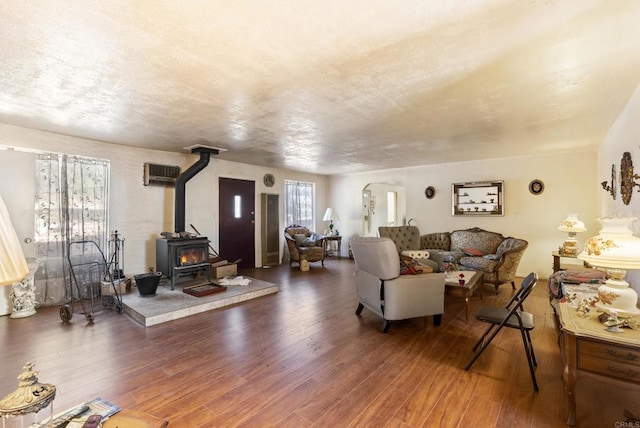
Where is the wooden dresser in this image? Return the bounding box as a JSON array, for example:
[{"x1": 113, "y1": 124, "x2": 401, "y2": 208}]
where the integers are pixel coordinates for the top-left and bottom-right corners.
[{"x1": 557, "y1": 302, "x2": 640, "y2": 426}]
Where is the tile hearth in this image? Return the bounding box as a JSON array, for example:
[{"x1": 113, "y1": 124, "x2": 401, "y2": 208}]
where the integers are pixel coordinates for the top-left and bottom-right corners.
[{"x1": 121, "y1": 277, "x2": 279, "y2": 327}]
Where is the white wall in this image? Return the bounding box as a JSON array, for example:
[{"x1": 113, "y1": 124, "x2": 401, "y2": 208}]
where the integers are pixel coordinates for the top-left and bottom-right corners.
[
  {"x1": 598, "y1": 83, "x2": 640, "y2": 295},
  {"x1": 0, "y1": 123, "x2": 329, "y2": 276},
  {"x1": 329, "y1": 150, "x2": 599, "y2": 279}
]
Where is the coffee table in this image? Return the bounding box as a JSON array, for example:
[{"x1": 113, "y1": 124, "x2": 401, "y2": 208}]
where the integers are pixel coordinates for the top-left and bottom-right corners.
[{"x1": 445, "y1": 270, "x2": 484, "y2": 322}]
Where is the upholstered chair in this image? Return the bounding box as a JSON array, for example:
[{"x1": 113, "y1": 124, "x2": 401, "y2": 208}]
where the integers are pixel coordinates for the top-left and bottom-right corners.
[
  {"x1": 378, "y1": 225, "x2": 421, "y2": 252},
  {"x1": 457, "y1": 237, "x2": 529, "y2": 293},
  {"x1": 284, "y1": 225, "x2": 325, "y2": 267},
  {"x1": 350, "y1": 236, "x2": 445, "y2": 333},
  {"x1": 378, "y1": 226, "x2": 438, "y2": 271}
]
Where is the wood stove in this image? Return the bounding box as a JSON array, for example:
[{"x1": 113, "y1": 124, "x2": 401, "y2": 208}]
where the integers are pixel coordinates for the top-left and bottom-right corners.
[
  {"x1": 156, "y1": 237, "x2": 211, "y2": 290},
  {"x1": 154, "y1": 145, "x2": 225, "y2": 291}
]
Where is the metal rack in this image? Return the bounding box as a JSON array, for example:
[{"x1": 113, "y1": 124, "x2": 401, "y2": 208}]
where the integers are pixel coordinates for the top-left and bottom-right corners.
[{"x1": 60, "y1": 240, "x2": 124, "y2": 323}]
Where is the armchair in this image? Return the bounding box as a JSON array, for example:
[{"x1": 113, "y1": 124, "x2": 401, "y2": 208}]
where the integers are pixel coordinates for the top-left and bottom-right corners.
[
  {"x1": 350, "y1": 236, "x2": 445, "y2": 333},
  {"x1": 284, "y1": 225, "x2": 325, "y2": 267},
  {"x1": 457, "y1": 237, "x2": 528, "y2": 292}
]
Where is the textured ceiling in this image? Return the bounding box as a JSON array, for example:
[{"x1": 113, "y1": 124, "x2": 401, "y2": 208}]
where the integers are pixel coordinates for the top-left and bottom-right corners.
[{"x1": 1, "y1": 1, "x2": 640, "y2": 175}]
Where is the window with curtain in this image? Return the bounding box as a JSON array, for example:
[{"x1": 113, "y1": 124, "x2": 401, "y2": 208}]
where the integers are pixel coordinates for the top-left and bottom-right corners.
[
  {"x1": 284, "y1": 180, "x2": 315, "y2": 230},
  {"x1": 34, "y1": 153, "x2": 110, "y2": 306}
]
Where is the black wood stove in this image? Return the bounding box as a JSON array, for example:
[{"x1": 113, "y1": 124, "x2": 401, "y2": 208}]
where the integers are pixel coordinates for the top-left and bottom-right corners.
[
  {"x1": 156, "y1": 236, "x2": 210, "y2": 290},
  {"x1": 155, "y1": 146, "x2": 223, "y2": 290}
]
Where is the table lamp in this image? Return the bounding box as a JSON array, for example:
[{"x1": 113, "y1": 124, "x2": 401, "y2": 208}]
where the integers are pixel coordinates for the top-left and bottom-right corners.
[
  {"x1": 0, "y1": 362, "x2": 56, "y2": 425},
  {"x1": 557, "y1": 214, "x2": 586, "y2": 256},
  {"x1": 322, "y1": 208, "x2": 340, "y2": 235},
  {"x1": 577, "y1": 217, "x2": 640, "y2": 316}
]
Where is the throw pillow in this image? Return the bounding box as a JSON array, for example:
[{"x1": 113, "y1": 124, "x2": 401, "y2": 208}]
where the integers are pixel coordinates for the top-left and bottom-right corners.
[
  {"x1": 300, "y1": 237, "x2": 316, "y2": 247},
  {"x1": 461, "y1": 247, "x2": 484, "y2": 256},
  {"x1": 294, "y1": 234, "x2": 307, "y2": 246},
  {"x1": 483, "y1": 254, "x2": 501, "y2": 261}
]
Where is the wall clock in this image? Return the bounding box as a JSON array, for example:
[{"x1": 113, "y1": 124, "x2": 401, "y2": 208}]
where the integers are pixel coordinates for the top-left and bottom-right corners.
[
  {"x1": 424, "y1": 186, "x2": 435, "y2": 199},
  {"x1": 263, "y1": 173, "x2": 275, "y2": 187},
  {"x1": 528, "y1": 179, "x2": 544, "y2": 195}
]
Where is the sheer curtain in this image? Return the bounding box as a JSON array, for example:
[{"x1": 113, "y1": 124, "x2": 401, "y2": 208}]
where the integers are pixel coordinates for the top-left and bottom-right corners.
[
  {"x1": 284, "y1": 180, "x2": 315, "y2": 229},
  {"x1": 34, "y1": 153, "x2": 109, "y2": 306}
]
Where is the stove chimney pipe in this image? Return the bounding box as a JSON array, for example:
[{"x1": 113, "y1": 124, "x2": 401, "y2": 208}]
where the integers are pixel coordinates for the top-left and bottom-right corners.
[{"x1": 174, "y1": 146, "x2": 221, "y2": 233}]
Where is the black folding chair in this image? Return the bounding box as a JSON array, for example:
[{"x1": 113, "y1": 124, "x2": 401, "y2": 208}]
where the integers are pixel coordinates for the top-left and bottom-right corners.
[{"x1": 464, "y1": 272, "x2": 539, "y2": 391}]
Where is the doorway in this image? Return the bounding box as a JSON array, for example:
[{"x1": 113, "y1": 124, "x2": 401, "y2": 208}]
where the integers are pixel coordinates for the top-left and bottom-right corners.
[{"x1": 219, "y1": 177, "x2": 256, "y2": 270}]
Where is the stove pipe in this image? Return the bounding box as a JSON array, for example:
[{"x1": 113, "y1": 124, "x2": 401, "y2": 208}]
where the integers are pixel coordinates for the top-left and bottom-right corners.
[{"x1": 174, "y1": 146, "x2": 219, "y2": 233}]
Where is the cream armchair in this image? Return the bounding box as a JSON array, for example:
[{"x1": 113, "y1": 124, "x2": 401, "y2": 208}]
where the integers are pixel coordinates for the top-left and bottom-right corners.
[{"x1": 350, "y1": 236, "x2": 445, "y2": 333}]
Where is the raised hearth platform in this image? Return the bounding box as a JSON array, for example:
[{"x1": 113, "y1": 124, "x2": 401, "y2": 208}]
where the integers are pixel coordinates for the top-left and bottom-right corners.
[{"x1": 121, "y1": 277, "x2": 279, "y2": 327}]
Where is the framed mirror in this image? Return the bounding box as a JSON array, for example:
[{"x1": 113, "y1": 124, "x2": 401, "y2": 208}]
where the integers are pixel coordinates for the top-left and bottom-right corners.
[
  {"x1": 452, "y1": 181, "x2": 504, "y2": 216},
  {"x1": 362, "y1": 183, "x2": 406, "y2": 236}
]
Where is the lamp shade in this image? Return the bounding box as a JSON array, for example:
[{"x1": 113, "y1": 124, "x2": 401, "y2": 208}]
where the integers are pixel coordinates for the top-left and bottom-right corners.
[
  {"x1": 0, "y1": 195, "x2": 28, "y2": 286},
  {"x1": 578, "y1": 217, "x2": 640, "y2": 316},
  {"x1": 322, "y1": 208, "x2": 339, "y2": 222},
  {"x1": 578, "y1": 217, "x2": 640, "y2": 270},
  {"x1": 557, "y1": 214, "x2": 587, "y2": 233}
]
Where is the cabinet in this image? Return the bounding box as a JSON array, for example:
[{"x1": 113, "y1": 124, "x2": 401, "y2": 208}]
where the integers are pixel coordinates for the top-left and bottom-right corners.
[
  {"x1": 557, "y1": 302, "x2": 640, "y2": 426},
  {"x1": 261, "y1": 193, "x2": 280, "y2": 266},
  {"x1": 452, "y1": 181, "x2": 504, "y2": 216}
]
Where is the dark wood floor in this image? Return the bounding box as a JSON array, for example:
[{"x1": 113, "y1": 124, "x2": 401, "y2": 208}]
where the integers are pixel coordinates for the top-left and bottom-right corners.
[{"x1": 0, "y1": 259, "x2": 636, "y2": 427}]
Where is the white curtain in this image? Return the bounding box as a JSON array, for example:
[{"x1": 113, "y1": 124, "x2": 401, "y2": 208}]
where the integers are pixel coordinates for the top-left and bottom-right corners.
[
  {"x1": 34, "y1": 154, "x2": 109, "y2": 306},
  {"x1": 284, "y1": 180, "x2": 315, "y2": 230}
]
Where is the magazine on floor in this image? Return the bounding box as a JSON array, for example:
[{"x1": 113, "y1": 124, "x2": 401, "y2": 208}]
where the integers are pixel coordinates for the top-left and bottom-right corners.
[{"x1": 29, "y1": 397, "x2": 120, "y2": 428}]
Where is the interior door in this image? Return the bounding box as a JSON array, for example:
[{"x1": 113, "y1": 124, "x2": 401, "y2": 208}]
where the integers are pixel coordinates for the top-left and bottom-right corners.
[{"x1": 219, "y1": 177, "x2": 256, "y2": 270}]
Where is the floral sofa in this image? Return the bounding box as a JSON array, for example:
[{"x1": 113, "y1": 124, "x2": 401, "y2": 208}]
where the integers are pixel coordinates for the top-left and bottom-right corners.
[{"x1": 379, "y1": 226, "x2": 528, "y2": 293}]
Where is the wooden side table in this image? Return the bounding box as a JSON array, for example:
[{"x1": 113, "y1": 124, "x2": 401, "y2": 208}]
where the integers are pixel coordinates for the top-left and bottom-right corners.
[
  {"x1": 552, "y1": 250, "x2": 588, "y2": 273},
  {"x1": 323, "y1": 235, "x2": 342, "y2": 258}
]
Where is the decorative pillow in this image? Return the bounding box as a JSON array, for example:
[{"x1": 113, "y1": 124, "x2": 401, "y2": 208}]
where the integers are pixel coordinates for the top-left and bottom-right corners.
[
  {"x1": 294, "y1": 234, "x2": 307, "y2": 246},
  {"x1": 300, "y1": 237, "x2": 317, "y2": 247},
  {"x1": 461, "y1": 247, "x2": 484, "y2": 256},
  {"x1": 483, "y1": 254, "x2": 501, "y2": 261}
]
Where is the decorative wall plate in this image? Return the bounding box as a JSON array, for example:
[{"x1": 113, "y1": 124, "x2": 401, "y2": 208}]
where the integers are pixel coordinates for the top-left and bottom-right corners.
[
  {"x1": 528, "y1": 179, "x2": 544, "y2": 195},
  {"x1": 425, "y1": 186, "x2": 435, "y2": 199},
  {"x1": 263, "y1": 173, "x2": 275, "y2": 187}
]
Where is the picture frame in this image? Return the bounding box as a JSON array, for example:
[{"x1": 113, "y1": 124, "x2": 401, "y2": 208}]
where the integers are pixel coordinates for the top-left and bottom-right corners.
[{"x1": 452, "y1": 181, "x2": 504, "y2": 216}]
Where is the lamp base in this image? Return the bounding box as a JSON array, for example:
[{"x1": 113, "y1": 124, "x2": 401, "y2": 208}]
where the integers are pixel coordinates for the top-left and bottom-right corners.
[
  {"x1": 559, "y1": 238, "x2": 579, "y2": 256},
  {"x1": 595, "y1": 278, "x2": 640, "y2": 316}
]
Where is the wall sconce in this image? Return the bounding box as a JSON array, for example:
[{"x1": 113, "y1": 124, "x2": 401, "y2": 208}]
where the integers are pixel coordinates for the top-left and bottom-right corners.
[{"x1": 601, "y1": 164, "x2": 616, "y2": 199}]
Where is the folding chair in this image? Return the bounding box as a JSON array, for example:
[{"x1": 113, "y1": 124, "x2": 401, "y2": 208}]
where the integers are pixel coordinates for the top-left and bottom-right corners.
[{"x1": 464, "y1": 272, "x2": 539, "y2": 391}]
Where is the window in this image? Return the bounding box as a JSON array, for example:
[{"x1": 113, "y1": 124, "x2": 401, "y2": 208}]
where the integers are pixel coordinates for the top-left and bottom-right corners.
[{"x1": 284, "y1": 180, "x2": 315, "y2": 229}]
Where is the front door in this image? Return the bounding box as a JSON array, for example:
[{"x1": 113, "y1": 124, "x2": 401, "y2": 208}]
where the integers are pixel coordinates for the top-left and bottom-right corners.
[{"x1": 219, "y1": 177, "x2": 255, "y2": 270}]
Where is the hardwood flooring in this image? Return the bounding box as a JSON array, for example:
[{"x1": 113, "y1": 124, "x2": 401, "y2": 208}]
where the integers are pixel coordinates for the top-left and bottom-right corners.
[{"x1": 0, "y1": 259, "x2": 636, "y2": 427}]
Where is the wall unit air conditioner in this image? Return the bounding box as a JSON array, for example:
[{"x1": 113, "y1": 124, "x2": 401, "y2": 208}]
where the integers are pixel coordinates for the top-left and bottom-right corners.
[{"x1": 143, "y1": 163, "x2": 181, "y2": 187}]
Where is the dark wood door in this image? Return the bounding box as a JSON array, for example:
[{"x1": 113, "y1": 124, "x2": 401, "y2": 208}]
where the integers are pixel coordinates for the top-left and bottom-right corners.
[{"x1": 219, "y1": 177, "x2": 255, "y2": 270}]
